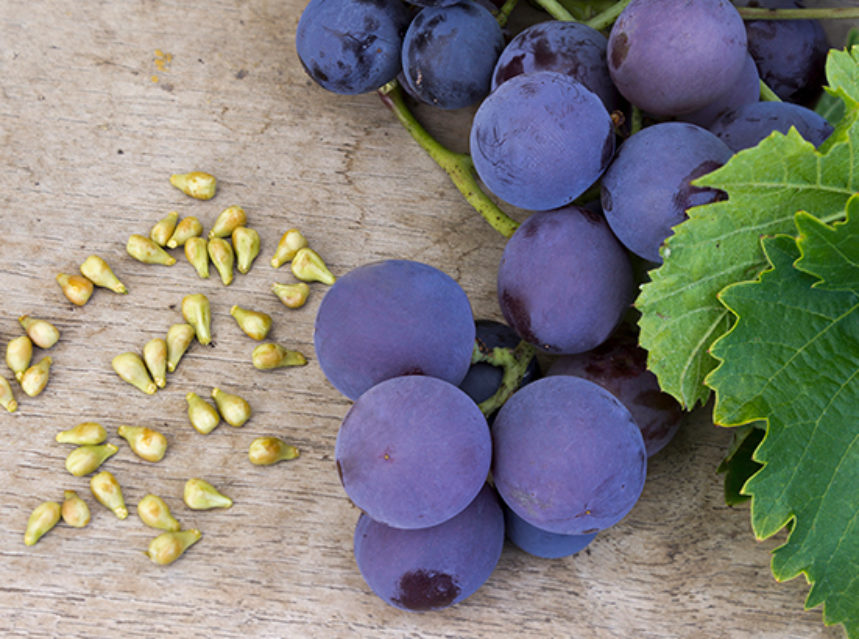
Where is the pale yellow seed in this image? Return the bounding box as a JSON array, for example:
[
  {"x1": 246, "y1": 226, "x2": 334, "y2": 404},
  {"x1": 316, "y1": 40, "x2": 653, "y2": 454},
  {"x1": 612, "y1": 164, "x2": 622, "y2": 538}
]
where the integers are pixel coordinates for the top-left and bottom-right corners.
[
  {"x1": 56, "y1": 421, "x2": 107, "y2": 445},
  {"x1": 167, "y1": 216, "x2": 204, "y2": 248},
  {"x1": 146, "y1": 529, "x2": 201, "y2": 565},
  {"x1": 0, "y1": 375, "x2": 17, "y2": 413},
  {"x1": 170, "y1": 171, "x2": 216, "y2": 200},
  {"x1": 184, "y1": 237, "x2": 210, "y2": 279},
  {"x1": 65, "y1": 443, "x2": 118, "y2": 477},
  {"x1": 209, "y1": 205, "x2": 246, "y2": 239},
  {"x1": 248, "y1": 437, "x2": 300, "y2": 466},
  {"x1": 150, "y1": 211, "x2": 179, "y2": 246},
  {"x1": 270, "y1": 228, "x2": 308, "y2": 268},
  {"x1": 112, "y1": 352, "x2": 157, "y2": 395},
  {"x1": 207, "y1": 237, "x2": 234, "y2": 286},
  {"x1": 211, "y1": 387, "x2": 251, "y2": 427},
  {"x1": 118, "y1": 425, "x2": 167, "y2": 463},
  {"x1": 186, "y1": 392, "x2": 220, "y2": 435},
  {"x1": 20, "y1": 356, "x2": 52, "y2": 397},
  {"x1": 143, "y1": 338, "x2": 167, "y2": 389},
  {"x1": 18, "y1": 315, "x2": 59, "y2": 349},
  {"x1": 183, "y1": 478, "x2": 232, "y2": 510},
  {"x1": 271, "y1": 282, "x2": 310, "y2": 309},
  {"x1": 90, "y1": 470, "x2": 128, "y2": 519},
  {"x1": 182, "y1": 294, "x2": 212, "y2": 345},
  {"x1": 166, "y1": 323, "x2": 195, "y2": 372},
  {"x1": 127, "y1": 234, "x2": 176, "y2": 266},
  {"x1": 251, "y1": 343, "x2": 307, "y2": 371},
  {"x1": 229, "y1": 305, "x2": 271, "y2": 341},
  {"x1": 61, "y1": 490, "x2": 91, "y2": 528},
  {"x1": 80, "y1": 255, "x2": 127, "y2": 294},
  {"x1": 232, "y1": 226, "x2": 260, "y2": 274},
  {"x1": 24, "y1": 501, "x2": 61, "y2": 546},
  {"x1": 6, "y1": 335, "x2": 32, "y2": 382},
  {"x1": 56, "y1": 273, "x2": 94, "y2": 306},
  {"x1": 137, "y1": 494, "x2": 180, "y2": 531},
  {"x1": 291, "y1": 247, "x2": 335, "y2": 285}
]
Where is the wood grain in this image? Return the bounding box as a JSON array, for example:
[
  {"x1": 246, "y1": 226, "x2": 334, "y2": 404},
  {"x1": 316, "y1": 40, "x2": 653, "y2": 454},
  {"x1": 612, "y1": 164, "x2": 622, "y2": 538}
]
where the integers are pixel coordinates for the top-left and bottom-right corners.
[{"x1": 0, "y1": 1, "x2": 849, "y2": 638}]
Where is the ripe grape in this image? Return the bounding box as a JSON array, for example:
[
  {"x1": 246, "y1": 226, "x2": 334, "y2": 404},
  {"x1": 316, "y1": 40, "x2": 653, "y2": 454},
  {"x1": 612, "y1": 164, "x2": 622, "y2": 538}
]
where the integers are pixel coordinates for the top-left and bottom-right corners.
[
  {"x1": 709, "y1": 101, "x2": 834, "y2": 152},
  {"x1": 492, "y1": 376, "x2": 647, "y2": 535},
  {"x1": 401, "y1": 2, "x2": 505, "y2": 109},
  {"x1": 739, "y1": 0, "x2": 828, "y2": 105},
  {"x1": 607, "y1": 0, "x2": 747, "y2": 116},
  {"x1": 470, "y1": 70, "x2": 615, "y2": 211},
  {"x1": 295, "y1": 0, "x2": 412, "y2": 95},
  {"x1": 314, "y1": 259, "x2": 475, "y2": 400},
  {"x1": 547, "y1": 323, "x2": 683, "y2": 457},
  {"x1": 491, "y1": 20, "x2": 622, "y2": 114},
  {"x1": 353, "y1": 484, "x2": 504, "y2": 611},
  {"x1": 496, "y1": 205, "x2": 634, "y2": 354},
  {"x1": 600, "y1": 122, "x2": 732, "y2": 263},
  {"x1": 335, "y1": 375, "x2": 491, "y2": 529},
  {"x1": 678, "y1": 54, "x2": 761, "y2": 129},
  {"x1": 503, "y1": 503, "x2": 597, "y2": 559}
]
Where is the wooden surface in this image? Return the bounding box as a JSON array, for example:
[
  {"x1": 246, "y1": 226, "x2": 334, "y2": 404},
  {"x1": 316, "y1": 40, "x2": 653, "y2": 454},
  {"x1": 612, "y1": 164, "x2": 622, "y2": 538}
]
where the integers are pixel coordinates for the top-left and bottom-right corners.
[{"x1": 0, "y1": 1, "x2": 851, "y2": 638}]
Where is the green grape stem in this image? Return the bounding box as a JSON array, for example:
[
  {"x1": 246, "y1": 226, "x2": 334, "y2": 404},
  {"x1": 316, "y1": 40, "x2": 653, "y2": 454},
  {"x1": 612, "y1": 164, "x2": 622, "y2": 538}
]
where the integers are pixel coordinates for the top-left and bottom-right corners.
[
  {"x1": 495, "y1": 0, "x2": 520, "y2": 28},
  {"x1": 759, "y1": 79, "x2": 782, "y2": 102},
  {"x1": 378, "y1": 81, "x2": 519, "y2": 239},
  {"x1": 471, "y1": 339, "x2": 538, "y2": 418}
]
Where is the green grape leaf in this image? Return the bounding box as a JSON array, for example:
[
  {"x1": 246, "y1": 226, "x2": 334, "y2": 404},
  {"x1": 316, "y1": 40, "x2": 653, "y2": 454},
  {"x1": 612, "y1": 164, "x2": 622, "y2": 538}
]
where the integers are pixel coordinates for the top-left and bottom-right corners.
[
  {"x1": 795, "y1": 195, "x2": 859, "y2": 294},
  {"x1": 817, "y1": 41, "x2": 859, "y2": 125},
  {"x1": 637, "y1": 47, "x2": 859, "y2": 409},
  {"x1": 706, "y1": 213, "x2": 859, "y2": 637},
  {"x1": 716, "y1": 423, "x2": 764, "y2": 506}
]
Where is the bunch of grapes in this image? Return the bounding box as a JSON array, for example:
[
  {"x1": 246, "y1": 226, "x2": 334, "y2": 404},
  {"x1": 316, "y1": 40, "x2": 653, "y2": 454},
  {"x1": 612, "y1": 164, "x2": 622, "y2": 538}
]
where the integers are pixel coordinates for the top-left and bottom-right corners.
[{"x1": 296, "y1": 0, "x2": 838, "y2": 612}]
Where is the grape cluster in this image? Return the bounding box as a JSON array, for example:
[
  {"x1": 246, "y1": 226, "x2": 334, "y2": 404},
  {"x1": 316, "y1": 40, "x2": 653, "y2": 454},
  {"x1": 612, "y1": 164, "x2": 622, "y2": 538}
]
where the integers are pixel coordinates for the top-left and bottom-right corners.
[{"x1": 297, "y1": 0, "x2": 836, "y2": 612}]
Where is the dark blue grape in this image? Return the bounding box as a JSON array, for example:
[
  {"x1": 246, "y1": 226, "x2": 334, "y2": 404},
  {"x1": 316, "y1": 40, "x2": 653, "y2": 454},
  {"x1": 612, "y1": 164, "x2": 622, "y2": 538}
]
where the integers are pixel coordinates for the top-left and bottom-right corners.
[
  {"x1": 503, "y1": 503, "x2": 597, "y2": 559},
  {"x1": 353, "y1": 484, "x2": 504, "y2": 611},
  {"x1": 401, "y1": 2, "x2": 505, "y2": 109},
  {"x1": 470, "y1": 71, "x2": 615, "y2": 211},
  {"x1": 497, "y1": 205, "x2": 634, "y2": 355},
  {"x1": 314, "y1": 259, "x2": 475, "y2": 400},
  {"x1": 607, "y1": 0, "x2": 747, "y2": 116},
  {"x1": 600, "y1": 122, "x2": 732, "y2": 263},
  {"x1": 739, "y1": 0, "x2": 828, "y2": 105},
  {"x1": 708, "y1": 101, "x2": 834, "y2": 152},
  {"x1": 492, "y1": 375, "x2": 647, "y2": 535},
  {"x1": 491, "y1": 20, "x2": 622, "y2": 114},
  {"x1": 335, "y1": 375, "x2": 491, "y2": 529},
  {"x1": 295, "y1": 0, "x2": 411, "y2": 95},
  {"x1": 547, "y1": 323, "x2": 683, "y2": 457},
  {"x1": 458, "y1": 319, "x2": 540, "y2": 408}
]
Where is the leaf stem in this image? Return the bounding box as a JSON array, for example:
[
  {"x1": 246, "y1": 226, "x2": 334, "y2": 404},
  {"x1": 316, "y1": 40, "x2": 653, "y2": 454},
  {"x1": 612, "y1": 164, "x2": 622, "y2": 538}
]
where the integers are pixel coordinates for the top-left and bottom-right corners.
[
  {"x1": 378, "y1": 82, "x2": 520, "y2": 239},
  {"x1": 585, "y1": 0, "x2": 632, "y2": 30},
  {"x1": 736, "y1": 6, "x2": 859, "y2": 20}
]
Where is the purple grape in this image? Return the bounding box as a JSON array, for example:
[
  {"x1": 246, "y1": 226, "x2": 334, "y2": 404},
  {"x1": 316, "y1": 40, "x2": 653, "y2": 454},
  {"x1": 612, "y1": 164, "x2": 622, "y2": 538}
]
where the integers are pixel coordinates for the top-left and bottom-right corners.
[
  {"x1": 353, "y1": 484, "x2": 504, "y2": 611},
  {"x1": 491, "y1": 20, "x2": 622, "y2": 114},
  {"x1": 607, "y1": 0, "x2": 747, "y2": 116},
  {"x1": 458, "y1": 319, "x2": 540, "y2": 407},
  {"x1": 678, "y1": 54, "x2": 761, "y2": 129},
  {"x1": 492, "y1": 375, "x2": 647, "y2": 535},
  {"x1": 503, "y1": 504, "x2": 597, "y2": 559},
  {"x1": 314, "y1": 259, "x2": 475, "y2": 400},
  {"x1": 401, "y1": 2, "x2": 505, "y2": 109},
  {"x1": 546, "y1": 323, "x2": 683, "y2": 457},
  {"x1": 470, "y1": 71, "x2": 615, "y2": 211},
  {"x1": 739, "y1": 0, "x2": 828, "y2": 105},
  {"x1": 600, "y1": 122, "x2": 732, "y2": 264},
  {"x1": 497, "y1": 205, "x2": 634, "y2": 355},
  {"x1": 708, "y1": 101, "x2": 834, "y2": 152},
  {"x1": 335, "y1": 375, "x2": 491, "y2": 530},
  {"x1": 295, "y1": 0, "x2": 412, "y2": 95}
]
